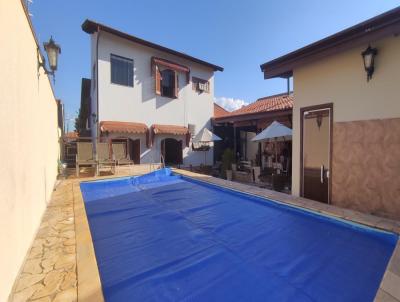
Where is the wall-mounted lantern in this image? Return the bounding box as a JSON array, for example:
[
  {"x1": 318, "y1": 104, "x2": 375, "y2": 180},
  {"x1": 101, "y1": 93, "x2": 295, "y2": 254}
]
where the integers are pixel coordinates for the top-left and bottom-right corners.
[
  {"x1": 361, "y1": 45, "x2": 377, "y2": 82},
  {"x1": 38, "y1": 36, "x2": 61, "y2": 83}
]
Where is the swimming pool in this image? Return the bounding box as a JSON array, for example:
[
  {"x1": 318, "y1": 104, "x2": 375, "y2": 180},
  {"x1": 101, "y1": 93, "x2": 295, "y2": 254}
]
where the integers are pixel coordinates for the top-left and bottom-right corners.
[{"x1": 80, "y1": 169, "x2": 398, "y2": 302}]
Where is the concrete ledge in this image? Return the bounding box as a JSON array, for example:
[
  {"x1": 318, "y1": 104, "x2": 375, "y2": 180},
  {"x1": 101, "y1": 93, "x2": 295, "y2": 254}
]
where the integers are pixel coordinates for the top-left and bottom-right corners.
[{"x1": 73, "y1": 182, "x2": 104, "y2": 302}]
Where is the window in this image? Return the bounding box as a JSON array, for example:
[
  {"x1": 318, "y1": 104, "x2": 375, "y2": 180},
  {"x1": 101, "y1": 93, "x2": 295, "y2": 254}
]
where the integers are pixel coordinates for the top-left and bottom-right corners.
[
  {"x1": 192, "y1": 77, "x2": 210, "y2": 93},
  {"x1": 110, "y1": 54, "x2": 134, "y2": 87},
  {"x1": 160, "y1": 69, "x2": 176, "y2": 98}
]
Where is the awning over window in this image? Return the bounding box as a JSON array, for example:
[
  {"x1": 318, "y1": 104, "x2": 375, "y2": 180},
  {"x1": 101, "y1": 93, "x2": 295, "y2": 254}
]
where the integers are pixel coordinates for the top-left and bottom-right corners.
[
  {"x1": 100, "y1": 121, "x2": 148, "y2": 134},
  {"x1": 151, "y1": 124, "x2": 190, "y2": 147},
  {"x1": 151, "y1": 124, "x2": 189, "y2": 135},
  {"x1": 151, "y1": 57, "x2": 190, "y2": 84},
  {"x1": 152, "y1": 57, "x2": 190, "y2": 73}
]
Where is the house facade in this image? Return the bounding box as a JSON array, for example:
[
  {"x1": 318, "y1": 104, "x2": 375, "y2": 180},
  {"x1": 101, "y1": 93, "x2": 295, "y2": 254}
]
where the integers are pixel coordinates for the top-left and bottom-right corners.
[
  {"x1": 261, "y1": 7, "x2": 400, "y2": 219},
  {"x1": 82, "y1": 20, "x2": 223, "y2": 166}
]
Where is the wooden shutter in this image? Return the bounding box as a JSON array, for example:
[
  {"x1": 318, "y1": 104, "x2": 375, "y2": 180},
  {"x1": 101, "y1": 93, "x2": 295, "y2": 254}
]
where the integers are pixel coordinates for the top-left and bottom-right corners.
[
  {"x1": 174, "y1": 71, "x2": 179, "y2": 98},
  {"x1": 155, "y1": 65, "x2": 161, "y2": 95}
]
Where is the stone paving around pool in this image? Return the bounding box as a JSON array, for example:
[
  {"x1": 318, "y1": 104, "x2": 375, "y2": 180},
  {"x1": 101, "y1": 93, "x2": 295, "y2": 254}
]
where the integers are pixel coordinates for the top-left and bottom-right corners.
[
  {"x1": 8, "y1": 181, "x2": 77, "y2": 302},
  {"x1": 7, "y1": 169, "x2": 400, "y2": 302}
]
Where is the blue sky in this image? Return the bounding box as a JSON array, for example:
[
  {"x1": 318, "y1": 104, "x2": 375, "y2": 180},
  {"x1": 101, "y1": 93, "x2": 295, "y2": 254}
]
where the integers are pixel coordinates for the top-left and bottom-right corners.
[{"x1": 30, "y1": 0, "x2": 400, "y2": 130}]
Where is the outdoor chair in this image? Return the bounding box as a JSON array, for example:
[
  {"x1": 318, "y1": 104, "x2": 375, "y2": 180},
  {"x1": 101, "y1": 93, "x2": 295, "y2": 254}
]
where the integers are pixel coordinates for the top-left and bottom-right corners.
[
  {"x1": 76, "y1": 142, "x2": 97, "y2": 177},
  {"x1": 97, "y1": 143, "x2": 116, "y2": 175},
  {"x1": 112, "y1": 143, "x2": 134, "y2": 173}
]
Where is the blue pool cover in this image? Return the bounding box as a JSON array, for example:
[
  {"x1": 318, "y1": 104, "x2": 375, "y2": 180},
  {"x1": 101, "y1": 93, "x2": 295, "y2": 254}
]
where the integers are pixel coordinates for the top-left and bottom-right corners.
[{"x1": 80, "y1": 169, "x2": 398, "y2": 302}]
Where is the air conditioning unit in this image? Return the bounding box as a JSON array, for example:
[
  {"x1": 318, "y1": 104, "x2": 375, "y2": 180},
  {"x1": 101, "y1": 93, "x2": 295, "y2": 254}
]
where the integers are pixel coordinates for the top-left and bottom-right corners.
[{"x1": 198, "y1": 82, "x2": 207, "y2": 92}]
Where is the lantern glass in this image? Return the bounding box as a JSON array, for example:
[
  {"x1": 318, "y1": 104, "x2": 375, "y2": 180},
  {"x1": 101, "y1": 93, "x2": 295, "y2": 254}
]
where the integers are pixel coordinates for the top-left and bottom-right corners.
[
  {"x1": 363, "y1": 52, "x2": 373, "y2": 70},
  {"x1": 46, "y1": 47, "x2": 58, "y2": 70},
  {"x1": 44, "y1": 37, "x2": 61, "y2": 72},
  {"x1": 361, "y1": 45, "x2": 377, "y2": 81}
]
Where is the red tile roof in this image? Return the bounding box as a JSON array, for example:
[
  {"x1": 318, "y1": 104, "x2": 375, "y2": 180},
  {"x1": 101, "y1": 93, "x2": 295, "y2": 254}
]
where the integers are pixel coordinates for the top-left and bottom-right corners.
[
  {"x1": 65, "y1": 132, "x2": 79, "y2": 139},
  {"x1": 214, "y1": 103, "x2": 230, "y2": 118},
  {"x1": 100, "y1": 121, "x2": 148, "y2": 134},
  {"x1": 228, "y1": 93, "x2": 293, "y2": 117},
  {"x1": 152, "y1": 124, "x2": 189, "y2": 135}
]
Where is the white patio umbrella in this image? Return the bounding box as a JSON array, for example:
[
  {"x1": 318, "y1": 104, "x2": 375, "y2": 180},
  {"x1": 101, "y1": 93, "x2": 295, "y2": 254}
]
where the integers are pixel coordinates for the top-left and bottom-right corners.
[
  {"x1": 193, "y1": 128, "x2": 222, "y2": 165},
  {"x1": 252, "y1": 121, "x2": 292, "y2": 165}
]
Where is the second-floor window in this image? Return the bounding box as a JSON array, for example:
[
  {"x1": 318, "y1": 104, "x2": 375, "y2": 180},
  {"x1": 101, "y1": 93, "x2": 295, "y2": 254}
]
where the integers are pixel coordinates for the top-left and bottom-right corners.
[
  {"x1": 161, "y1": 69, "x2": 176, "y2": 98},
  {"x1": 192, "y1": 77, "x2": 210, "y2": 93},
  {"x1": 110, "y1": 54, "x2": 134, "y2": 87}
]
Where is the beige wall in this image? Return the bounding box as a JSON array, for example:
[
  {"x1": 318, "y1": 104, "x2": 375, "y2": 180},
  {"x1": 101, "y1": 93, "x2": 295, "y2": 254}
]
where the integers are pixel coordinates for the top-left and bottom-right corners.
[
  {"x1": 0, "y1": 1, "x2": 60, "y2": 300},
  {"x1": 292, "y1": 35, "x2": 400, "y2": 208}
]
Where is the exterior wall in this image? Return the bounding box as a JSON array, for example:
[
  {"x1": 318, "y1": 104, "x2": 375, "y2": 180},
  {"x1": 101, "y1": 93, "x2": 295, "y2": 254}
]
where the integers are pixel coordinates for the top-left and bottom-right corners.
[
  {"x1": 245, "y1": 132, "x2": 258, "y2": 163},
  {"x1": 292, "y1": 35, "x2": 400, "y2": 218},
  {"x1": 93, "y1": 32, "x2": 214, "y2": 166},
  {"x1": 0, "y1": 1, "x2": 60, "y2": 300}
]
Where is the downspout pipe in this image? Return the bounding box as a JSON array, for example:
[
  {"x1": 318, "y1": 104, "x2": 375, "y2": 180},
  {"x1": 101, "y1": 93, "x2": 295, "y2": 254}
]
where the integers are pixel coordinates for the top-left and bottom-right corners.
[{"x1": 96, "y1": 26, "x2": 100, "y2": 144}]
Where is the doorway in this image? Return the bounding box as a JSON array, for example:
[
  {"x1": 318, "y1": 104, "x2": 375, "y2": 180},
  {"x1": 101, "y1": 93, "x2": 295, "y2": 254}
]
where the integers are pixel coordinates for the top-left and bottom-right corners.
[
  {"x1": 300, "y1": 104, "x2": 332, "y2": 203},
  {"x1": 161, "y1": 138, "x2": 182, "y2": 165}
]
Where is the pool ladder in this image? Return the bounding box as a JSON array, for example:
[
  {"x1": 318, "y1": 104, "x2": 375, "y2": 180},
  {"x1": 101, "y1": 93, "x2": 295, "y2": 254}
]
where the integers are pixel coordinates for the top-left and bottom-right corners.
[{"x1": 149, "y1": 155, "x2": 165, "y2": 172}]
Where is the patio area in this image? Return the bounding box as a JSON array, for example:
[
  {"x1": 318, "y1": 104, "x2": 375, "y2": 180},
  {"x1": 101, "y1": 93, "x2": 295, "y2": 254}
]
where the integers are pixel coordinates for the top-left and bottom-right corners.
[{"x1": 8, "y1": 169, "x2": 400, "y2": 302}]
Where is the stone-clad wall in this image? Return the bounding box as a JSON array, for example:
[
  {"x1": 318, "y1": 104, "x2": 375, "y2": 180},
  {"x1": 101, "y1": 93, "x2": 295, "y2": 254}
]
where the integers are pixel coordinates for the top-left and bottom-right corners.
[{"x1": 332, "y1": 118, "x2": 400, "y2": 219}]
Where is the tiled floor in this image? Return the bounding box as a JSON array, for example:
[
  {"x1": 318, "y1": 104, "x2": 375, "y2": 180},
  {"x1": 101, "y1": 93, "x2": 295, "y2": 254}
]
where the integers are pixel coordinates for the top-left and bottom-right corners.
[{"x1": 8, "y1": 169, "x2": 400, "y2": 302}]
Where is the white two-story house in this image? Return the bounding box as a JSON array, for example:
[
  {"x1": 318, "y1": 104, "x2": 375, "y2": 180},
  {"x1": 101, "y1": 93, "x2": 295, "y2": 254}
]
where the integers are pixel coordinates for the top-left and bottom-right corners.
[{"x1": 82, "y1": 19, "x2": 223, "y2": 166}]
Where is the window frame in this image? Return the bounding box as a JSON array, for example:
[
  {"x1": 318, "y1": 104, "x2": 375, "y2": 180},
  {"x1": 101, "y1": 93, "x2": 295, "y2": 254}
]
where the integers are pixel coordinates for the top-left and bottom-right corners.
[
  {"x1": 160, "y1": 68, "x2": 176, "y2": 98},
  {"x1": 110, "y1": 53, "x2": 134, "y2": 87},
  {"x1": 192, "y1": 77, "x2": 210, "y2": 93}
]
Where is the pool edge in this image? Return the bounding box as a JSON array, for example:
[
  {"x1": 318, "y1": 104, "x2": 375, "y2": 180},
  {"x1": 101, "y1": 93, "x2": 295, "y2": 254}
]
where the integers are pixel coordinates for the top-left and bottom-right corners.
[
  {"x1": 73, "y1": 181, "x2": 105, "y2": 302},
  {"x1": 73, "y1": 169, "x2": 400, "y2": 302},
  {"x1": 172, "y1": 169, "x2": 400, "y2": 302}
]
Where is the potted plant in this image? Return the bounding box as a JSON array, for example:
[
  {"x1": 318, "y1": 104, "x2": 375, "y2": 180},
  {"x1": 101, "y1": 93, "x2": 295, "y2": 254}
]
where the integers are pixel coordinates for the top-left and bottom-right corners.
[{"x1": 222, "y1": 148, "x2": 235, "y2": 181}]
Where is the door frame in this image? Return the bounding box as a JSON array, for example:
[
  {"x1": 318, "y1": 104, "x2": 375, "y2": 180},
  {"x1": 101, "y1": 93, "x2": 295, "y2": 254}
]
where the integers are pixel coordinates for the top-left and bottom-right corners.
[{"x1": 300, "y1": 103, "x2": 333, "y2": 203}]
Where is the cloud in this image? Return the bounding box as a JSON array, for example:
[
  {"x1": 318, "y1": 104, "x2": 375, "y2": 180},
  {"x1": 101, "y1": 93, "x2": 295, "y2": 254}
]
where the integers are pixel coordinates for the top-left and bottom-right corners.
[{"x1": 214, "y1": 96, "x2": 249, "y2": 112}]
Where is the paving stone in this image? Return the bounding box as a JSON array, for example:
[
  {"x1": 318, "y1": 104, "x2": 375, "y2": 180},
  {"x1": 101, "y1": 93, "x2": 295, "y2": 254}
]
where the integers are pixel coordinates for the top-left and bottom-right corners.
[
  {"x1": 64, "y1": 245, "x2": 76, "y2": 254},
  {"x1": 64, "y1": 238, "x2": 76, "y2": 246},
  {"x1": 43, "y1": 237, "x2": 60, "y2": 247},
  {"x1": 61, "y1": 271, "x2": 77, "y2": 290},
  {"x1": 28, "y1": 246, "x2": 43, "y2": 259},
  {"x1": 54, "y1": 254, "x2": 75, "y2": 270},
  {"x1": 11, "y1": 283, "x2": 44, "y2": 302},
  {"x1": 41, "y1": 254, "x2": 59, "y2": 269},
  {"x1": 53, "y1": 287, "x2": 77, "y2": 302},
  {"x1": 375, "y1": 289, "x2": 400, "y2": 302},
  {"x1": 23, "y1": 259, "x2": 43, "y2": 274},
  {"x1": 32, "y1": 239, "x2": 45, "y2": 248},
  {"x1": 15, "y1": 274, "x2": 45, "y2": 292},
  {"x1": 31, "y1": 270, "x2": 65, "y2": 299},
  {"x1": 60, "y1": 230, "x2": 75, "y2": 239},
  {"x1": 381, "y1": 271, "x2": 400, "y2": 300},
  {"x1": 31, "y1": 297, "x2": 52, "y2": 302}
]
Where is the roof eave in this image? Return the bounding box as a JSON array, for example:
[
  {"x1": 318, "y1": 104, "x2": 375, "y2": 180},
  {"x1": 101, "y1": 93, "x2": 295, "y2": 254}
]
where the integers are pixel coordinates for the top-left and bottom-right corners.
[
  {"x1": 81, "y1": 19, "x2": 224, "y2": 72},
  {"x1": 260, "y1": 6, "x2": 400, "y2": 79},
  {"x1": 214, "y1": 108, "x2": 292, "y2": 124}
]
